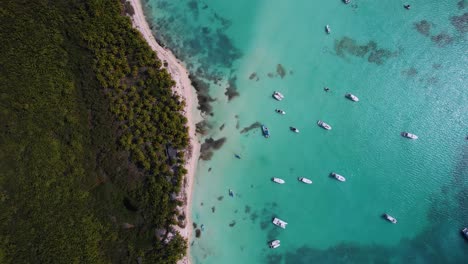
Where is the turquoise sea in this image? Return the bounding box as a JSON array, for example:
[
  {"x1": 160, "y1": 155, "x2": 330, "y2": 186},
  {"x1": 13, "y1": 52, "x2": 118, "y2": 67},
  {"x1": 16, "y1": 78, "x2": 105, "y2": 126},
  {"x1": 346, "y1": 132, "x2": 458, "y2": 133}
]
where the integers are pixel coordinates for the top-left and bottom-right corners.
[{"x1": 143, "y1": 0, "x2": 467, "y2": 263}]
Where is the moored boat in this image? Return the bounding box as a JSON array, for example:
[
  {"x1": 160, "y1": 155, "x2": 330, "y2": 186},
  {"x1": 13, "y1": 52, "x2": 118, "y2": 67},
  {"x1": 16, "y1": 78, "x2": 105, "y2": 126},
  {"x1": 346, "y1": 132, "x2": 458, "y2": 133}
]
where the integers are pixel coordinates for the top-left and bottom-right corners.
[
  {"x1": 275, "y1": 109, "x2": 286, "y2": 115},
  {"x1": 317, "y1": 120, "x2": 332, "y2": 130},
  {"x1": 262, "y1": 125, "x2": 270, "y2": 138},
  {"x1": 325, "y1": 25, "x2": 331, "y2": 34},
  {"x1": 229, "y1": 189, "x2": 234, "y2": 197},
  {"x1": 290, "y1": 127, "x2": 300, "y2": 133},
  {"x1": 461, "y1": 228, "x2": 468, "y2": 240},
  {"x1": 383, "y1": 213, "x2": 397, "y2": 224},
  {"x1": 272, "y1": 91, "x2": 284, "y2": 101},
  {"x1": 345, "y1": 93, "x2": 359, "y2": 102},
  {"x1": 272, "y1": 217, "x2": 288, "y2": 229},
  {"x1": 401, "y1": 132, "x2": 418, "y2": 139},
  {"x1": 331, "y1": 172, "x2": 346, "y2": 182},
  {"x1": 269, "y1": 239, "x2": 281, "y2": 249},
  {"x1": 343, "y1": 0, "x2": 351, "y2": 4},
  {"x1": 298, "y1": 177, "x2": 312, "y2": 184},
  {"x1": 272, "y1": 177, "x2": 285, "y2": 184}
]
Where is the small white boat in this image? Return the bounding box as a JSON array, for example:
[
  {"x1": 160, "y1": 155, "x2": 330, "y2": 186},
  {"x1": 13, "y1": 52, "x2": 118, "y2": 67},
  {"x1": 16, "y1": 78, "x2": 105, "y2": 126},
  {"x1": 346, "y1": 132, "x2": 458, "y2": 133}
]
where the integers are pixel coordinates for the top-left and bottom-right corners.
[
  {"x1": 317, "y1": 120, "x2": 332, "y2": 130},
  {"x1": 331, "y1": 172, "x2": 346, "y2": 182},
  {"x1": 383, "y1": 213, "x2": 397, "y2": 224},
  {"x1": 298, "y1": 177, "x2": 312, "y2": 184},
  {"x1": 229, "y1": 189, "x2": 234, "y2": 197},
  {"x1": 461, "y1": 228, "x2": 468, "y2": 240},
  {"x1": 272, "y1": 91, "x2": 284, "y2": 101},
  {"x1": 262, "y1": 125, "x2": 270, "y2": 138},
  {"x1": 290, "y1": 127, "x2": 300, "y2": 133},
  {"x1": 345, "y1": 93, "x2": 359, "y2": 102},
  {"x1": 272, "y1": 217, "x2": 288, "y2": 229},
  {"x1": 275, "y1": 109, "x2": 286, "y2": 115},
  {"x1": 269, "y1": 239, "x2": 281, "y2": 249},
  {"x1": 272, "y1": 178, "x2": 285, "y2": 184},
  {"x1": 401, "y1": 132, "x2": 418, "y2": 139},
  {"x1": 343, "y1": 0, "x2": 351, "y2": 4},
  {"x1": 325, "y1": 25, "x2": 331, "y2": 34}
]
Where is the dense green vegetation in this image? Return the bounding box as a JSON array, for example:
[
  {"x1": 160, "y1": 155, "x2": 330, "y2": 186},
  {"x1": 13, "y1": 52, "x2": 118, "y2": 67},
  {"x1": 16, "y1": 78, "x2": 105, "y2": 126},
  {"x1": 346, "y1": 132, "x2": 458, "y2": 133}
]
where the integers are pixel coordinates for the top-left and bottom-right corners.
[{"x1": 0, "y1": 0, "x2": 189, "y2": 263}]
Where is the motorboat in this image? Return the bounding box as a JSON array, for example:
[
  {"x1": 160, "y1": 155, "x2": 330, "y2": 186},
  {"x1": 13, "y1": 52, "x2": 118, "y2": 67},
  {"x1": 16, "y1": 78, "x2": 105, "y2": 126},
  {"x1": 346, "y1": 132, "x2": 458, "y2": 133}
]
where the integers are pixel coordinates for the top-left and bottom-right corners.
[
  {"x1": 317, "y1": 120, "x2": 332, "y2": 130},
  {"x1": 331, "y1": 172, "x2": 346, "y2": 182},
  {"x1": 272, "y1": 91, "x2": 284, "y2": 101},
  {"x1": 272, "y1": 217, "x2": 288, "y2": 229},
  {"x1": 383, "y1": 213, "x2": 397, "y2": 224},
  {"x1": 345, "y1": 93, "x2": 359, "y2": 102},
  {"x1": 269, "y1": 240, "x2": 281, "y2": 249},
  {"x1": 401, "y1": 132, "x2": 418, "y2": 139},
  {"x1": 343, "y1": 0, "x2": 351, "y2": 4},
  {"x1": 404, "y1": 4, "x2": 411, "y2": 10},
  {"x1": 298, "y1": 177, "x2": 312, "y2": 184},
  {"x1": 272, "y1": 177, "x2": 285, "y2": 184},
  {"x1": 229, "y1": 189, "x2": 234, "y2": 197},
  {"x1": 461, "y1": 228, "x2": 468, "y2": 240},
  {"x1": 262, "y1": 125, "x2": 270, "y2": 138},
  {"x1": 325, "y1": 25, "x2": 331, "y2": 34},
  {"x1": 234, "y1": 154, "x2": 241, "y2": 159},
  {"x1": 275, "y1": 109, "x2": 286, "y2": 115},
  {"x1": 290, "y1": 127, "x2": 300, "y2": 133}
]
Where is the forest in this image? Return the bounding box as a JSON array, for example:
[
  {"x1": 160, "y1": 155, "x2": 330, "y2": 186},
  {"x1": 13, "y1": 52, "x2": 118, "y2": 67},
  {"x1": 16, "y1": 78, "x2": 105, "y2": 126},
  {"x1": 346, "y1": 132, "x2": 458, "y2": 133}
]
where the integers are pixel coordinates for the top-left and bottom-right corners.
[{"x1": 0, "y1": 0, "x2": 189, "y2": 263}]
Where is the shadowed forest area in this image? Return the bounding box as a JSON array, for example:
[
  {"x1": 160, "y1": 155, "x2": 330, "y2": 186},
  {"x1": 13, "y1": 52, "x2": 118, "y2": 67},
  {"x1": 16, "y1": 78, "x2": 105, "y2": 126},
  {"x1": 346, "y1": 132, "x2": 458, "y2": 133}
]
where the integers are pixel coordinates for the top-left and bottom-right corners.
[{"x1": 0, "y1": 0, "x2": 189, "y2": 263}]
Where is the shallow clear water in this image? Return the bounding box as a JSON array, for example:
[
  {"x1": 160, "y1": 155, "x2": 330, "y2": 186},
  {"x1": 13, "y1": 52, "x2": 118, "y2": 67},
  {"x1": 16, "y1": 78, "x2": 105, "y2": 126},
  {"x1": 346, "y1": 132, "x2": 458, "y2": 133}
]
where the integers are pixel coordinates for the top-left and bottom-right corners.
[{"x1": 143, "y1": 0, "x2": 467, "y2": 263}]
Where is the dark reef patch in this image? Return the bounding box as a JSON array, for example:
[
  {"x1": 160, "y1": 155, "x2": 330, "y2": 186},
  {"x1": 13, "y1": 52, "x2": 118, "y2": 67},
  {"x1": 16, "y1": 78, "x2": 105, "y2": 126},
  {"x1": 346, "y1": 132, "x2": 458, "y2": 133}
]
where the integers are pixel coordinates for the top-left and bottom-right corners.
[
  {"x1": 260, "y1": 220, "x2": 269, "y2": 230},
  {"x1": 196, "y1": 120, "x2": 211, "y2": 135},
  {"x1": 217, "y1": 196, "x2": 224, "y2": 201},
  {"x1": 195, "y1": 229, "x2": 201, "y2": 238},
  {"x1": 401, "y1": 67, "x2": 418, "y2": 77},
  {"x1": 266, "y1": 253, "x2": 283, "y2": 264},
  {"x1": 208, "y1": 167, "x2": 212, "y2": 172},
  {"x1": 276, "y1": 64, "x2": 286, "y2": 78},
  {"x1": 431, "y1": 33, "x2": 454, "y2": 47},
  {"x1": 200, "y1": 137, "x2": 227, "y2": 160},
  {"x1": 432, "y1": 63, "x2": 442, "y2": 69},
  {"x1": 249, "y1": 72, "x2": 259, "y2": 81},
  {"x1": 250, "y1": 212, "x2": 258, "y2": 222},
  {"x1": 240, "y1": 122, "x2": 261, "y2": 134},
  {"x1": 334, "y1": 37, "x2": 397, "y2": 65},
  {"x1": 225, "y1": 76, "x2": 239, "y2": 101},
  {"x1": 190, "y1": 75, "x2": 216, "y2": 115},
  {"x1": 267, "y1": 72, "x2": 275, "y2": 78},
  {"x1": 414, "y1": 20, "x2": 432, "y2": 36},
  {"x1": 245, "y1": 205, "x2": 251, "y2": 213},
  {"x1": 458, "y1": 0, "x2": 466, "y2": 10},
  {"x1": 187, "y1": 1, "x2": 199, "y2": 19},
  {"x1": 450, "y1": 12, "x2": 468, "y2": 33}
]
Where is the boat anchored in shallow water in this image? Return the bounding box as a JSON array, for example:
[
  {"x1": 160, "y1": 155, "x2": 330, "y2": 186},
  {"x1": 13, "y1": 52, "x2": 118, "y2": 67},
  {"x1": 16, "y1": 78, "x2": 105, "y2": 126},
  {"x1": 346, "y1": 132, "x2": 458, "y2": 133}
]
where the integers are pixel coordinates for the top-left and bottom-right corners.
[
  {"x1": 317, "y1": 120, "x2": 332, "y2": 130},
  {"x1": 331, "y1": 172, "x2": 346, "y2": 182},
  {"x1": 275, "y1": 109, "x2": 286, "y2": 115},
  {"x1": 345, "y1": 93, "x2": 359, "y2": 102},
  {"x1": 401, "y1": 132, "x2": 418, "y2": 139},
  {"x1": 383, "y1": 213, "x2": 397, "y2": 224},
  {"x1": 272, "y1": 91, "x2": 284, "y2": 101},
  {"x1": 290, "y1": 127, "x2": 300, "y2": 133},
  {"x1": 272, "y1": 217, "x2": 288, "y2": 229},
  {"x1": 269, "y1": 239, "x2": 281, "y2": 249},
  {"x1": 343, "y1": 0, "x2": 351, "y2": 4},
  {"x1": 298, "y1": 177, "x2": 313, "y2": 184},
  {"x1": 461, "y1": 228, "x2": 468, "y2": 240},
  {"x1": 262, "y1": 125, "x2": 270, "y2": 138},
  {"x1": 272, "y1": 178, "x2": 285, "y2": 184},
  {"x1": 229, "y1": 189, "x2": 234, "y2": 197},
  {"x1": 325, "y1": 25, "x2": 331, "y2": 34}
]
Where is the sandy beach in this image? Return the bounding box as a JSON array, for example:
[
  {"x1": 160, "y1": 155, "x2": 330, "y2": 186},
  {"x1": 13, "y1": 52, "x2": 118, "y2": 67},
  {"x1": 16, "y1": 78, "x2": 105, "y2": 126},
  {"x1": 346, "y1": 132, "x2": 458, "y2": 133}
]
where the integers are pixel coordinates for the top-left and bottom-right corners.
[{"x1": 127, "y1": 0, "x2": 200, "y2": 263}]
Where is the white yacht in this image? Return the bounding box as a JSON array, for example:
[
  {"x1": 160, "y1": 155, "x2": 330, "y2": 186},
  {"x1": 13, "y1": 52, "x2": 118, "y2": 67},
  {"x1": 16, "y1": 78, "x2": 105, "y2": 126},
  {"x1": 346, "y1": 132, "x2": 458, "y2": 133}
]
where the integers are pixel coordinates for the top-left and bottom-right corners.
[
  {"x1": 275, "y1": 109, "x2": 286, "y2": 115},
  {"x1": 269, "y1": 240, "x2": 281, "y2": 249},
  {"x1": 383, "y1": 213, "x2": 397, "y2": 224},
  {"x1": 331, "y1": 172, "x2": 346, "y2": 182},
  {"x1": 290, "y1": 127, "x2": 300, "y2": 133},
  {"x1": 345, "y1": 93, "x2": 359, "y2": 102},
  {"x1": 298, "y1": 177, "x2": 313, "y2": 184},
  {"x1": 272, "y1": 91, "x2": 284, "y2": 101},
  {"x1": 317, "y1": 120, "x2": 332, "y2": 130},
  {"x1": 325, "y1": 25, "x2": 331, "y2": 34},
  {"x1": 272, "y1": 178, "x2": 285, "y2": 184},
  {"x1": 272, "y1": 217, "x2": 288, "y2": 229},
  {"x1": 401, "y1": 132, "x2": 418, "y2": 139}
]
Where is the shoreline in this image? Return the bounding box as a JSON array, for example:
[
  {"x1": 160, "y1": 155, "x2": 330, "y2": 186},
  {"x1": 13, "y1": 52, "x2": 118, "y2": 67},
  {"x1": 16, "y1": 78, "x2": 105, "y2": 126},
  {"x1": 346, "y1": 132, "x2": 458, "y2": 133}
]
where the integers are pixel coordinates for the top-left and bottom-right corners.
[{"x1": 127, "y1": 1, "x2": 200, "y2": 263}]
